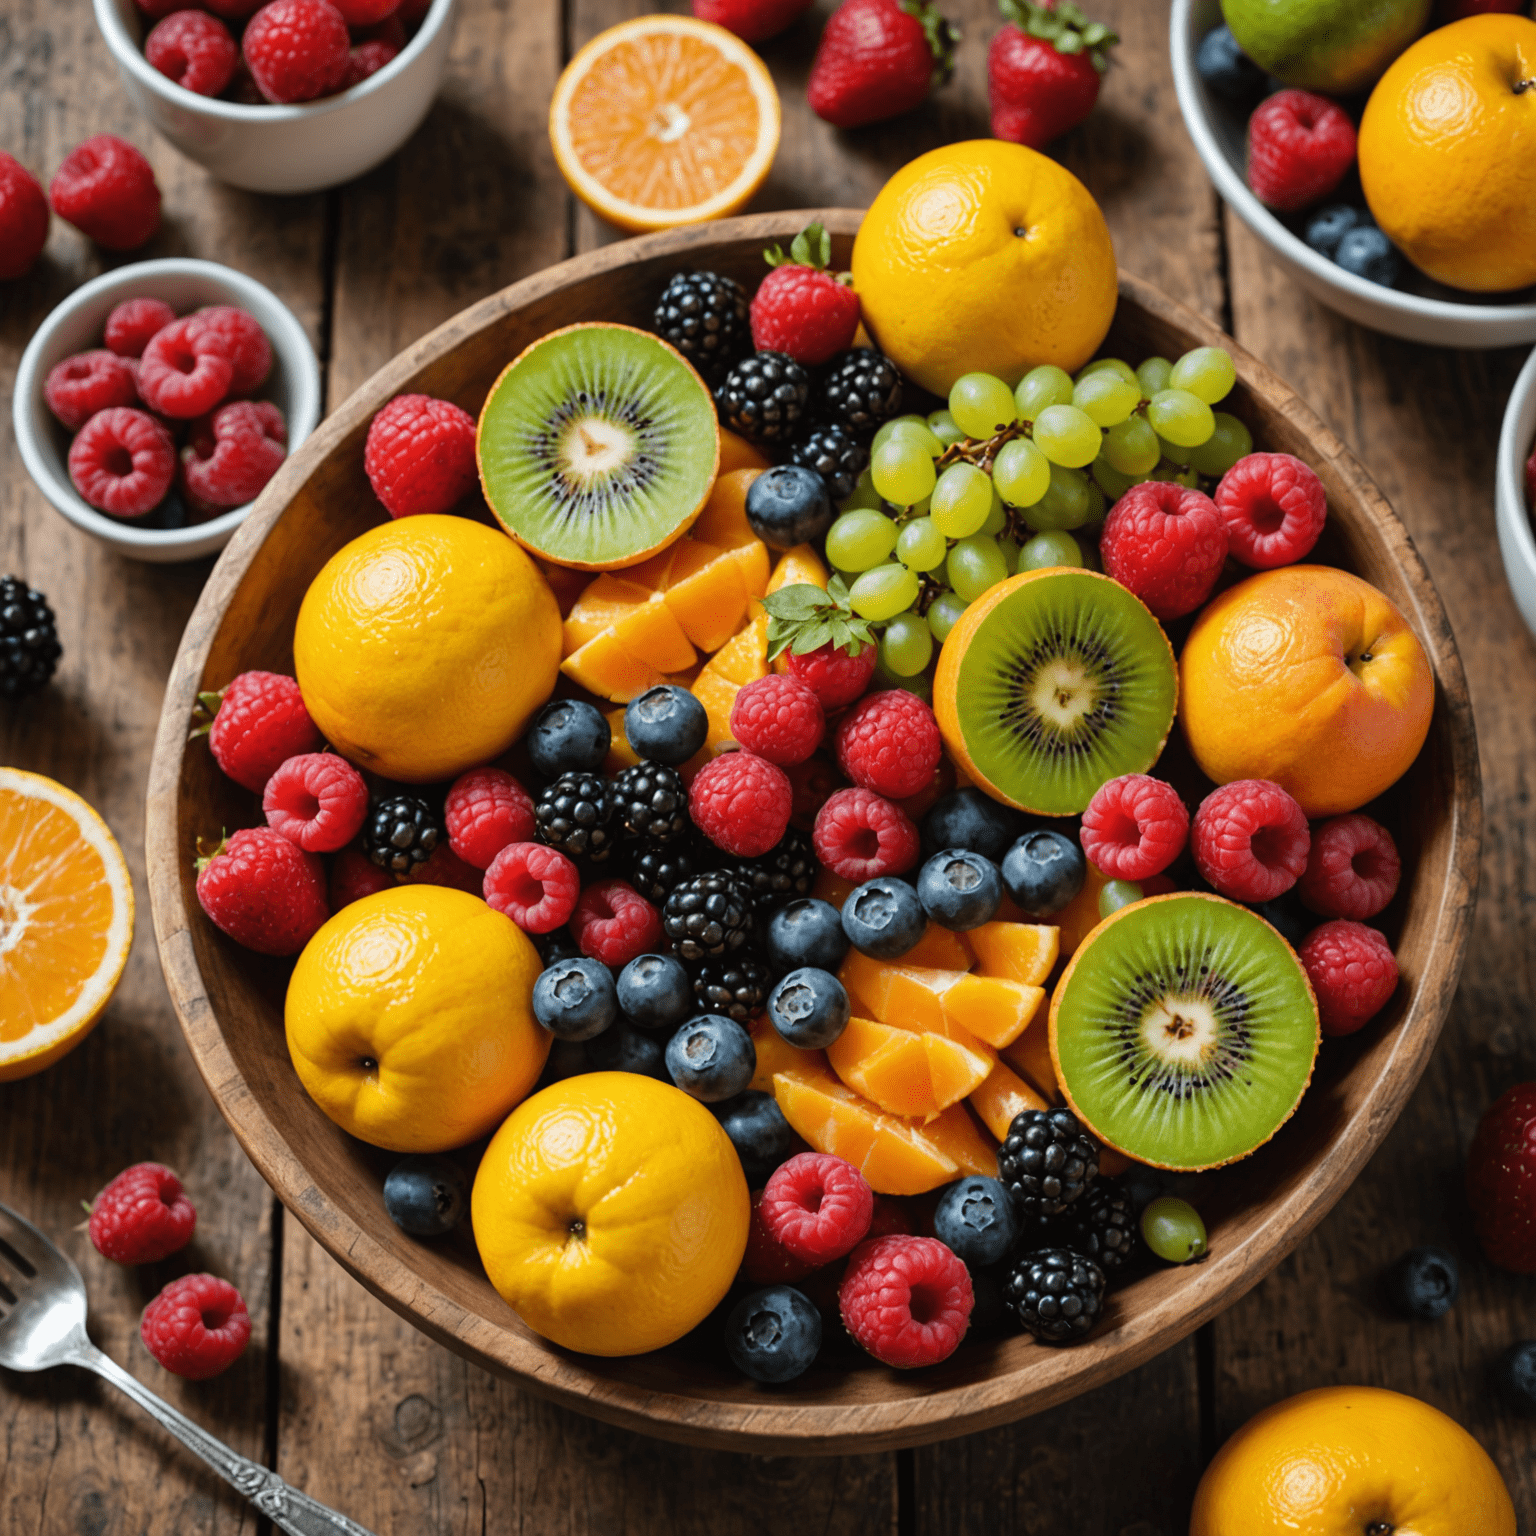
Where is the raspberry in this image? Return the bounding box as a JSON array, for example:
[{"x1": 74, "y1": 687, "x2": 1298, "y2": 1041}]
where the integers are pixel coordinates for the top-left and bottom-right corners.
[
  {"x1": 690, "y1": 751, "x2": 793, "y2": 857},
  {"x1": 760, "y1": 1152, "x2": 873, "y2": 1264},
  {"x1": 1214, "y1": 453, "x2": 1327, "y2": 569},
  {"x1": 1191, "y1": 779, "x2": 1310, "y2": 903},
  {"x1": 339, "y1": 38, "x2": 399, "y2": 87},
  {"x1": 135, "y1": 0, "x2": 202, "y2": 13},
  {"x1": 206, "y1": 669, "x2": 322, "y2": 791},
  {"x1": 88, "y1": 1163, "x2": 196, "y2": 1265},
  {"x1": 146, "y1": 10, "x2": 240, "y2": 96},
  {"x1": 398, "y1": 0, "x2": 430, "y2": 21},
  {"x1": 812, "y1": 787, "x2": 919, "y2": 882},
  {"x1": 1246, "y1": 89, "x2": 1357, "y2": 214},
  {"x1": 48, "y1": 135, "x2": 161, "y2": 251},
  {"x1": 262, "y1": 751, "x2": 368, "y2": 852},
  {"x1": 43, "y1": 350, "x2": 140, "y2": 431},
  {"x1": 68, "y1": 408, "x2": 175, "y2": 518},
  {"x1": 204, "y1": 0, "x2": 267, "y2": 16},
  {"x1": 839, "y1": 1234, "x2": 973, "y2": 1369},
  {"x1": 1467, "y1": 1083, "x2": 1536, "y2": 1274},
  {"x1": 331, "y1": 0, "x2": 401, "y2": 19},
  {"x1": 569, "y1": 878, "x2": 663, "y2": 967},
  {"x1": 1100, "y1": 480, "x2": 1229, "y2": 621},
  {"x1": 141, "y1": 1274, "x2": 251, "y2": 1381},
  {"x1": 138, "y1": 317, "x2": 234, "y2": 419},
  {"x1": 834, "y1": 689, "x2": 942, "y2": 800},
  {"x1": 181, "y1": 399, "x2": 286, "y2": 507},
  {"x1": 104, "y1": 297, "x2": 176, "y2": 358},
  {"x1": 1297, "y1": 813, "x2": 1400, "y2": 921},
  {"x1": 363, "y1": 393, "x2": 478, "y2": 519},
  {"x1": 242, "y1": 0, "x2": 351, "y2": 103},
  {"x1": 866, "y1": 1194, "x2": 912, "y2": 1242},
  {"x1": 483, "y1": 842, "x2": 580, "y2": 933},
  {"x1": 195, "y1": 826, "x2": 328, "y2": 956},
  {"x1": 445, "y1": 766, "x2": 536, "y2": 869},
  {"x1": 189, "y1": 307, "x2": 273, "y2": 396},
  {"x1": 0, "y1": 152, "x2": 49, "y2": 281},
  {"x1": 329, "y1": 845, "x2": 393, "y2": 909},
  {"x1": 404, "y1": 842, "x2": 485, "y2": 894},
  {"x1": 354, "y1": 14, "x2": 406, "y2": 45},
  {"x1": 729, "y1": 674, "x2": 825, "y2": 765},
  {"x1": 742, "y1": 1189, "x2": 815, "y2": 1284},
  {"x1": 749, "y1": 265, "x2": 861, "y2": 368},
  {"x1": 785, "y1": 752, "x2": 841, "y2": 830},
  {"x1": 1297, "y1": 920, "x2": 1398, "y2": 1037},
  {"x1": 1079, "y1": 774, "x2": 1189, "y2": 882},
  {"x1": 784, "y1": 639, "x2": 877, "y2": 709}
]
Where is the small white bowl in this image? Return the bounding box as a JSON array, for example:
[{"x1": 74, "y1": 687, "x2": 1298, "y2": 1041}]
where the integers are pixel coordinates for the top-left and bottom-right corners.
[
  {"x1": 93, "y1": 0, "x2": 458, "y2": 195},
  {"x1": 1496, "y1": 347, "x2": 1536, "y2": 640},
  {"x1": 1170, "y1": 0, "x2": 1536, "y2": 349},
  {"x1": 13, "y1": 258, "x2": 322, "y2": 564}
]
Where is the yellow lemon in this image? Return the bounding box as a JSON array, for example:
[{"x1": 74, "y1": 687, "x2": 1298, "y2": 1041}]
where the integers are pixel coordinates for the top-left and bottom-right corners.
[
  {"x1": 851, "y1": 140, "x2": 1118, "y2": 397},
  {"x1": 294, "y1": 514, "x2": 561, "y2": 783},
  {"x1": 472, "y1": 1072, "x2": 749, "y2": 1356},
  {"x1": 285, "y1": 885, "x2": 548, "y2": 1153}
]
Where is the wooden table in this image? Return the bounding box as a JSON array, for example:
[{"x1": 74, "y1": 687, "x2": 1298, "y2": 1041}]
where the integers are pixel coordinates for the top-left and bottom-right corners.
[{"x1": 3, "y1": 2, "x2": 1533, "y2": 1529}]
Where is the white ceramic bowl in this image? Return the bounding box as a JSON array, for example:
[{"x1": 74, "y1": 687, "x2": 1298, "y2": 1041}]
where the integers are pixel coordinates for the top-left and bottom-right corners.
[
  {"x1": 13, "y1": 259, "x2": 322, "y2": 564},
  {"x1": 93, "y1": 0, "x2": 458, "y2": 195},
  {"x1": 1496, "y1": 347, "x2": 1536, "y2": 639},
  {"x1": 1169, "y1": 0, "x2": 1536, "y2": 348}
]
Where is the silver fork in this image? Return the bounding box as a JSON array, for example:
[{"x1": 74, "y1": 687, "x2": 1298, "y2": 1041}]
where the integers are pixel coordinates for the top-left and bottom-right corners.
[{"x1": 0, "y1": 1198, "x2": 375, "y2": 1536}]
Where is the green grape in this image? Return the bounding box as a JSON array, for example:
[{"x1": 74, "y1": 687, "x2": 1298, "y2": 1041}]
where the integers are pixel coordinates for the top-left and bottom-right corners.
[
  {"x1": 1156, "y1": 433, "x2": 1194, "y2": 467},
  {"x1": 979, "y1": 485, "x2": 1007, "y2": 536},
  {"x1": 1103, "y1": 414, "x2": 1161, "y2": 476},
  {"x1": 927, "y1": 591, "x2": 969, "y2": 642},
  {"x1": 1076, "y1": 357, "x2": 1140, "y2": 389},
  {"x1": 1023, "y1": 463, "x2": 1091, "y2": 531},
  {"x1": 1170, "y1": 346, "x2": 1236, "y2": 405},
  {"x1": 1141, "y1": 1197, "x2": 1208, "y2": 1264},
  {"x1": 996, "y1": 531, "x2": 1022, "y2": 574},
  {"x1": 871, "y1": 414, "x2": 929, "y2": 454},
  {"x1": 1084, "y1": 483, "x2": 1106, "y2": 524},
  {"x1": 1136, "y1": 356, "x2": 1174, "y2": 399},
  {"x1": 896, "y1": 516, "x2": 947, "y2": 572},
  {"x1": 849, "y1": 562, "x2": 920, "y2": 621},
  {"x1": 1032, "y1": 404, "x2": 1102, "y2": 468},
  {"x1": 947, "y1": 535, "x2": 1009, "y2": 602},
  {"x1": 839, "y1": 467, "x2": 883, "y2": 512},
  {"x1": 826, "y1": 509, "x2": 898, "y2": 571},
  {"x1": 1175, "y1": 466, "x2": 1201, "y2": 488},
  {"x1": 1187, "y1": 411, "x2": 1253, "y2": 477},
  {"x1": 1098, "y1": 879, "x2": 1144, "y2": 918},
  {"x1": 927, "y1": 408, "x2": 966, "y2": 448},
  {"x1": 873, "y1": 652, "x2": 933, "y2": 702},
  {"x1": 872, "y1": 437, "x2": 938, "y2": 506},
  {"x1": 992, "y1": 436, "x2": 1051, "y2": 508},
  {"x1": 930, "y1": 461, "x2": 993, "y2": 538},
  {"x1": 1015, "y1": 363, "x2": 1074, "y2": 421},
  {"x1": 1072, "y1": 370, "x2": 1140, "y2": 428},
  {"x1": 1147, "y1": 388, "x2": 1216, "y2": 449},
  {"x1": 1018, "y1": 530, "x2": 1083, "y2": 571},
  {"x1": 1091, "y1": 456, "x2": 1141, "y2": 501},
  {"x1": 881, "y1": 612, "x2": 933, "y2": 677},
  {"x1": 949, "y1": 372, "x2": 1018, "y2": 440}
]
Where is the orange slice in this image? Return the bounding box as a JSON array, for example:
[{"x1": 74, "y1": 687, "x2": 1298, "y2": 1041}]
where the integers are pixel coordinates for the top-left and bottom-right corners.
[
  {"x1": 550, "y1": 16, "x2": 781, "y2": 234},
  {"x1": 0, "y1": 769, "x2": 133, "y2": 1081},
  {"x1": 969, "y1": 1059, "x2": 1050, "y2": 1142}
]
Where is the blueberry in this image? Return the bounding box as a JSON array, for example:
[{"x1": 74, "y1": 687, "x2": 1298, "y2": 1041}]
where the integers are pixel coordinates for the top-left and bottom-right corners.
[
  {"x1": 1495, "y1": 1340, "x2": 1536, "y2": 1415},
  {"x1": 1304, "y1": 204, "x2": 1362, "y2": 260},
  {"x1": 933, "y1": 1175, "x2": 1020, "y2": 1269},
  {"x1": 765, "y1": 898, "x2": 849, "y2": 974},
  {"x1": 624, "y1": 684, "x2": 709, "y2": 766},
  {"x1": 1335, "y1": 226, "x2": 1402, "y2": 288},
  {"x1": 616, "y1": 952, "x2": 693, "y2": 1031},
  {"x1": 766, "y1": 966, "x2": 850, "y2": 1049},
  {"x1": 1251, "y1": 893, "x2": 1311, "y2": 947},
  {"x1": 841, "y1": 877, "x2": 926, "y2": 959},
  {"x1": 383, "y1": 1155, "x2": 469, "y2": 1237},
  {"x1": 586, "y1": 1019, "x2": 669, "y2": 1079},
  {"x1": 1195, "y1": 24, "x2": 1267, "y2": 102},
  {"x1": 1385, "y1": 1246, "x2": 1459, "y2": 1321},
  {"x1": 724, "y1": 1285, "x2": 822, "y2": 1383},
  {"x1": 532, "y1": 957, "x2": 618, "y2": 1041},
  {"x1": 1001, "y1": 830, "x2": 1086, "y2": 918},
  {"x1": 666, "y1": 1014, "x2": 757, "y2": 1101},
  {"x1": 526, "y1": 698, "x2": 610, "y2": 778},
  {"x1": 744, "y1": 464, "x2": 835, "y2": 551},
  {"x1": 920, "y1": 788, "x2": 1026, "y2": 863},
  {"x1": 541, "y1": 1038, "x2": 591, "y2": 1085},
  {"x1": 917, "y1": 848, "x2": 1004, "y2": 931},
  {"x1": 715, "y1": 1090, "x2": 802, "y2": 1185}
]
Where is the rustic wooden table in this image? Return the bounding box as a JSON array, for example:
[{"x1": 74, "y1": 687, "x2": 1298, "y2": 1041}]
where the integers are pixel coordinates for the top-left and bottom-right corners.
[{"x1": 3, "y1": 1, "x2": 1534, "y2": 1530}]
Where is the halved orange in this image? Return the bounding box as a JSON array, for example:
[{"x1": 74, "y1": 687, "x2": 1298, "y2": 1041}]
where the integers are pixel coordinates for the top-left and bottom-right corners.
[
  {"x1": 550, "y1": 16, "x2": 781, "y2": 233},
  {"x1": 0, "y1": 769, "x2": 133, "y2": 1081}
]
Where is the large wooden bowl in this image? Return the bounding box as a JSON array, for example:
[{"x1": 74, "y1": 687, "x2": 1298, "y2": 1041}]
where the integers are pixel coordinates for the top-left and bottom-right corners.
[{"x1": 146, "y1": 212, "x2": 1481, "y2": 1454}]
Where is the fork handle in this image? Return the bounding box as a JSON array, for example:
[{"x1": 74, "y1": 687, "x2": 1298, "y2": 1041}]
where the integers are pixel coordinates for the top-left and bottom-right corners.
[{"x1": 71, "y1": 1344, "x2": 376, "y2": 1536}]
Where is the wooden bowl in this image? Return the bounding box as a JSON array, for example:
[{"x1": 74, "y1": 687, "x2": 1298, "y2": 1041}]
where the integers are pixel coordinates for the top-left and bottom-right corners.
[{"x1": 146, "y1": 212, "x2": 1481, "y2": 1454}]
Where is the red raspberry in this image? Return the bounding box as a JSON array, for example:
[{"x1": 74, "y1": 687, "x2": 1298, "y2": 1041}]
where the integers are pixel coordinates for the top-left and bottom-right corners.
[
  {"x1": 141, "y1": 1274, "x2": 251, "y2": 1381},
  {"x1": 0, "y1": 152, "x2": 50, "y2": 281},
  {"x1": 1246, "y1": 89, "x2": 1357, "y2": 214},
  {"x1": 1191, "y1": 779, "x2": 1310, "y2": 903},
  {"x1": 689, "y1": 750, "x2": 793, "y2": 857},
  {"x1": 444, "y1": 766, "x2": 536, "y2": 869},
  {"x1": 398, "y1": 0, "x2": 430, "y2": 21},
  {"x1": 760, "y1": 1152, "x2": 873, "y2": 1264},
  {"x1": 866, "y1": 1194, "x2": 912, "y2": 1241},
  {"x1": 750, "y1": 266, "x2": 861, "y2": 368},
  {"x1": 363, "y1": 393, "x2": 478, "y2": 519},
  {"x1": 742, "y1": 1188, "x2": 815, "y2": 1284},
  {"x1": 243, "y1": 0, "x2": 352, "y2": 103},
  {"x1": 104, "y1": 297, "x2": 176, "y2": 358},
  {"x1": 1214, "y1": 453, "x2": 1327, "y2": 569},
  {"x1": 1297, "y1": 919, "x2": 1398, "y2": 1037},
  {"x1": 207, "y1": 669, "x2": 323, "y2": 792},
  {"x1": 332, "y1": 0, "x2": 401, "y2": 19},
  {"x1": 329, "y1": 844, "x2": 393, "y2": 909},
  {"x1": 813, "y1": 787, "x2": 919, "y2": 881},
  {"x1": 43, "y1": 350, "x2": 140, "y2": 431},
  {"x1": 839, "y1": 1234, "x2": 973, "y2": 1369},
  {"x1": 692, "y1": 0, "x2": 813, "y2": 43},
  {"x1": 262, "y1": 751, "x2": 368, "y2": 852},
  {"x1": 1467, "y1": 1083, "x2": 1536, "y2": 1273},
  {"x1": 1297, "y1": 813, "x2": 1400, "y2": 921},
  {"x1": 1080, "y1": 774, "x2": 1189, "y2": 881},
  {"x1": 204, "y1": 0, "x2": 267, "y2": 16},
  {"x1": 146, "y1": 10, "x2": 240, "y2": 96},
  {"x1": 404, "y1": 843, "x2": 484, "y2": 894},
  {"x1": 339, "y1": 39, "x2": 399, "y2": 87},
  {"x1": 196, "y1": 826, "x2": 329, "y2": 956},
  {"x1": 483, "y1": 841, "x2": 580, "y2": 933},
  {"x1": 1100, "y1": 480, "x2": 1228, "y2": 621},
  {"x1": 784, "y1": 638, "x2": 877, "y2": 709},
  {"x1": 354, "y1": 14, "x2": 407, "y2": 45},
  {"x1": 729, "y1": 674, "x2": 825, "y2": 765},
  {"x1": 88, "y1": 1163, "x2": 197, "y2": 1265},
  {"x1": 139, "y1": 316, "x2": 234, "y2": 418},
  {"x1": 785, "y1": 752, "x2": 841, "y2": 831},
  {"x1": 181, "y1": 400, "x2": 286, "y2": 507},
  {"x1": 68, "y1": 407, "x2": 175, "y2": 518},
  {"x1": 570, "y1": 879, "x2": 663, "y2": 967},
  {"x1": 48, "y1": 135, "x2": 161, "y2": 251},
  {"x1": 189, "y1": 307, "x2": 273, "y2": 396},
  {"x1": 834, "y1": 689, "x2": 942, "y2": 800}
]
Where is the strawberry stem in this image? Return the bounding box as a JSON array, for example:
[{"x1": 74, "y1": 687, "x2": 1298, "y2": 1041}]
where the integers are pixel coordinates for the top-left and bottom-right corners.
[{"x1": 998, "y1": 0, "x2": 1118, "y2": 73}]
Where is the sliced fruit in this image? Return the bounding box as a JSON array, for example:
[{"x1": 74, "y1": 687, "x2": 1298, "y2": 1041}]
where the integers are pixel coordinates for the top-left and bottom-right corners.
[
  {"x1": 651, "y1": 538, "x2": 753, "y2": 652},
  {"x1": 903, "y1": 923, "x2": 975, "y2": 969},
  {"x1": 942, "y1": 974, "x2": 1046, "y2": 1051},
  {"x1": 560, "y1": 629, "x2": 668, "y2": 703},
  {"x1": 1056, "y1": 864, "x2": 1112, "y2": 957},
  {"x1": 538, "y1": 559, "x2": 591, "y2": 617},
  {"x1": 692, "y1": 612, "x2": 769, "y2": 752},
  {"x1": 969, "y1": 1059, "x2": 1050, "y2": 1142},
  {"x1": 968, "y1": 920, "x2": 1060, "y2": 985},
  {"x1": 1000, "y1": 1005, "x2": 1059, "y2": 1102},
  {"x1": 923, "y1": 1102, "x2": 1001, "y2": 1178},
  {"x1": 749, "y1": 1013, "x2": 825, "y2": 1093},
  {"x1": 811, "y1": 865, "x2": 857, "y2": 912},
  {"x1": 563, "y1": 575, "x2": 653, "y2": 649},
  {"x1": 577, "y1": 585, "x2": 696, "y2": 673},
  {"x1": 826, "y1": 1016, "x2": 994, "y2": 1120},
  {"x1": 719, "y1": 427, "x2": 771, "y2": 476},
  {"x1": 688, "y1": 469, "x2": 772, "y2": 603}
]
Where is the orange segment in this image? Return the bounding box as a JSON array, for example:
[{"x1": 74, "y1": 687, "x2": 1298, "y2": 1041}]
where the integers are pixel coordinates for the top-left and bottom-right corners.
[
  {"x1": 748, "y1": 1013, "x2": 825, "y2": 1093},
  {"x1": 689, "y1": 469, "x2": 772, "y2": 602},
  {"x1": 691, "y1": 613, "x2": 769, "y2": 752},
  {"x1": 563, "y1": 575, "x2": 652, "y2": 651},
  {"x1": 902, "y1": 923, "x2": 975, "y2": 970},
  {"x1": 719, "y1": 428, "x2": 771, "y2": 476},
  {"x1": 923, "y1": 1102, "x2": 1000, "y2": 1178},
  {"x1": 660, "y1": 539, "x2": 751, "y2": 652},
  {"x1": 560, "y1": 629, "x2": 667, "y2": 703},
  {"x1": 826, "y1": 1017, "x2": 992, "y2": 1120},
  {"x1": 942, "y1": 974, "x2": 1045, "y2": 1050},
  {"x1": 1000, "y1": 999, "x2": 1059, "y2": 1102},
  {"x1": 968, "y1": 921, "x2": 1060, "y2": 985},
  {"x1": 969, "y1": 1059, "x2": 1050, "y2": 1142}
]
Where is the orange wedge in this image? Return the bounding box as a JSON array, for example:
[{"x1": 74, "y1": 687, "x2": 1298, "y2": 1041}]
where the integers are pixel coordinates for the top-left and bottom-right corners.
[
  {"x1": 550, "y1": 16, "x2": 781, "y2": 234},
  {"x1": 0, "y1": 769, "x2": 133, "y2": 1081}
]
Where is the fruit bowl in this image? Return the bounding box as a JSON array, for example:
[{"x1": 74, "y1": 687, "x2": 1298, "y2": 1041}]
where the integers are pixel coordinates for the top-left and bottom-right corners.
[
  {"x1": 145, "y1": 212, "x2": 1480, "y2": 1453},
  {"x1": 1169, "y1": 0, "x2": 1536, "y2": 348},
  {"x1": 1495, "y1": 346, "x2": 1536, "y2": 641}
]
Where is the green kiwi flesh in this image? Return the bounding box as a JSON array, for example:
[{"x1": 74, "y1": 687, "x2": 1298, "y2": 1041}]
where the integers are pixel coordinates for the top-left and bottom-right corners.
[
  {"x1": 477, "y1": 323, "x2": 718, "y2": 570},
  {"x1": 1052, "y1": 894, "x2": 1320, "y2": 1170}
]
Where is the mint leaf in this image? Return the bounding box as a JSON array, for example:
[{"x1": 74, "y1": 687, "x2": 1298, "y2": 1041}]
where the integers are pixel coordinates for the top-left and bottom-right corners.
[{"x1": 793, "y1": 621, "x2": 834, "y2": 655}]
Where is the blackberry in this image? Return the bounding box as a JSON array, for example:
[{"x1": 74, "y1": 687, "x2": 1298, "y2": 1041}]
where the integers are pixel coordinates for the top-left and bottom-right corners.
[
  {"x1": 0, "y1": 578, "x2": 62, "y2": 699},
  {"x1": 1003, "y1": 1248, "x2": 1105, "y2": 1344},
  {"x1": 691, "y1": 955, "x2": 770, "y2": 1023},
  {"x1": 364, "y1": 794, "x2": 440, "y2": 874},
  {"x1": 715, "y1": 351, "x2": 810, "y2": 445},
  {"x1": 534, "y1": 772, "x2": 616, "y2": 863},
  {"x1": 627, "y1": 840, "x2": 696, "y2": 905},
  {"x1": 789, "y1": 425, "x2": 868, "y2": 503},
  {"x1": 1055, "y1": 1179, "x2": 1138, "y2": 1276},
  {"x1": 998, "y1": 1108, "x2": 1099, "y2": 1220},
  {"x1": 610, "y1": 761, "x2": 689, "y2": 844},
  {"x1": 723, "y1": 826, "x2": 818, "y2": 917},
  {"x1": 653, "y1": 270, "x2": 750, "y2": 382},
  {"x1": 817, "y1": 348, "x2": 903, "y2": 437},
  {"x1": 663, "y1": 870, "x2": 756, "y2": 964},
  {"x1": 533, "y1": 927, "x2": 582, "y2": 965}
]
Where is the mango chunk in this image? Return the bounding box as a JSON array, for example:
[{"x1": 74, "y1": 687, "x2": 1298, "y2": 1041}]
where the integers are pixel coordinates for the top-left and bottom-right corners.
[
  {"x1": 1000, "y1": 1004, "x2": 1059, "y2": 1103},
  {"x1": 901, "y1": 923, "x2": 974, "y2": 970},
  {"x1": 942, "y1": 974, "x2": 1046, "y2": 1050},
  {"x1": 718, "y1": 428, "x2": 771, "y2": 476},
  {"x1": 923, "y1": 1102, "x2": 1000, "y2": 1178},
  {"x1": 560, "y1": 629, "x2": 665, "y2": 702},
  {"x1": 563, "y1": 575, "x2": 653, "y2": 651},
  {"x1": 967, "y1": 921, "x2": 1060, "y2": 986},
  {"x1": 759, "y1": 543, "x2": 829, "y2": 629},
  {"x1": 826, "y1": 1016, "x2": 993, "y2": 1120},
  {"x1": 969, "y1": 1059, "x2": 1050, "y2": 1142},
  {"x1": 749, "y1": 1014, "x2": 825, "y2": 1094}
]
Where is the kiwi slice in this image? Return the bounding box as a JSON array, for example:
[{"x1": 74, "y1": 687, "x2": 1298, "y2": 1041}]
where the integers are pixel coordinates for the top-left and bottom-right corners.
[
  {"x1": 1050, "y1": 893, "x2": 1320, "y2": 1171},
  {"x1": 477, "y1": 322, "x2": 719, "y2": 571},
  {"x1": 933, "y1": 569, "x2": 1177, "y2": 815}
]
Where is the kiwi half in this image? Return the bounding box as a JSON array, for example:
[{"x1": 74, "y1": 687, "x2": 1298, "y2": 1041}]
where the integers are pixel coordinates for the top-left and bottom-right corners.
[
  {"x1": 933, "y1": 568, "x2": 1177, "y2": 815},
  {"x1": 1050, "y1": 893, "x2": 1320, "y2": 1171},
  {"x1": 477, "y1": 322, "x2": 719, "y2": 571}
]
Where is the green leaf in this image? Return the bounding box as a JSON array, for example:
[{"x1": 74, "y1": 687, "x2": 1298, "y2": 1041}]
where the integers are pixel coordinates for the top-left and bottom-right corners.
[
  {"x1": 792, "y1": 621, "x2": 834, "y2": 655},
  {"x1": 762, "y1": 583, "x2": 829, "y2": 620},
  {"x1": 826, "y1": 572, "x2": 852, "y2": 605},
  {"x1": 196, "y1": 690, "x2": 223, "y2": 714},
  {"x1": 1055, "y1": 29, "x2": 1083, "y2": 52}
]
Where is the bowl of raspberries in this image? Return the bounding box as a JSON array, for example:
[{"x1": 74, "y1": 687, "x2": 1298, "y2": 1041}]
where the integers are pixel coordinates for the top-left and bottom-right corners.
[
  {"x1": 13, "y1": 256, "x2": 321, "y2": 562},
  {"x1": 92, "y1": 0, "x2": 457, "y2": 195}
]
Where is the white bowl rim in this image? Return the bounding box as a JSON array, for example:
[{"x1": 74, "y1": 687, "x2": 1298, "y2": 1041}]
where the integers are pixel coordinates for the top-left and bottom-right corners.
[
  {"x1": 1496, "y1": 347, "x2": 1536, "y2": 569},
  {"x1": 12, "y1": 257, "x2": 322, "y2": 553},
  {"x1": 1168, "y1": 0, "x2": 1536, "y2": 331},
  {"x1": 93, "y1": 0, "x2": 455, "y2": 124}
]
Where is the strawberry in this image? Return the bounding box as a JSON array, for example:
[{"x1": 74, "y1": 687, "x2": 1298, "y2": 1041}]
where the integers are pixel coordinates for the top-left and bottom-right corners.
[
  {"x1": 750, "y1": 221, "x2": 861, "y2": 366},
  {"x1": 988, "y1": 0, "x2": 1117, "y2": 150},
  {"x1": 807, "y1": 0, "x2": 960, "y2": 131},
  {"x1": 1467, "y1": 1083, "x2": 1536, "y2": 1273},
  {"x1": 692, "y1": 0, "x2": 815, "y2": 43},
  {"x1": 763, "y1": 577, "x2": 879, "y2": 708}
]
